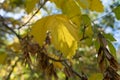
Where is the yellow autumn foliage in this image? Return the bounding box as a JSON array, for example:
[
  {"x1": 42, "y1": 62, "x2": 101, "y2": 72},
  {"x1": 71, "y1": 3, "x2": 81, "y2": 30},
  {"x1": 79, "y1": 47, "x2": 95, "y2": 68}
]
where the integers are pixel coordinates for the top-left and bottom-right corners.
[
  {"x1": 25, "y1": 0, "x2": 39, "y2": 14},
  {"x1": 50, "y1": 0, "x2": 81, "y2": 27},
  {"x1": 31, "y1": 14, "x2": 80, "y2": 59},
  {"x1": 53, "y1": 62, "x2": 63, "y2": 69},
  {"x1": 77, "y1": 0, "x2": 104, "y2": 12},
  {"x1": 0, "y1": 53, "x2": 7, "y2": 64}
]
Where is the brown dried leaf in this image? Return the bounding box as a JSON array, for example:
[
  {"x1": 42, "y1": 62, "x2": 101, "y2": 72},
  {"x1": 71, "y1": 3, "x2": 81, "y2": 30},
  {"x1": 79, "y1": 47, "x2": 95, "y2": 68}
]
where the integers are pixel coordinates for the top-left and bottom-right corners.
[
  {"x1": 36, "y1": 50, "x2": 49, "y2": 71},
  {"x1": 103, "y1": 47, "x2": 119, "y2": 71},
  {"x1": 45, "y1": 63, "x2": 58, "y2": 79},
  {"x1": 98, "y1": 46, "x2": 107, "y2": 72},
  {"x1": 98, "y1": 33, "x2": 107, "y2": 47},
  {"x1": 45, "y1": 63, "x2": 54, "y2": 75},
  {"x1": 103, "y1": 66, "x2": 120, "y2": 80},
  {"x1": 64, "y1": 67, "x2": 74, "y2": 77}
]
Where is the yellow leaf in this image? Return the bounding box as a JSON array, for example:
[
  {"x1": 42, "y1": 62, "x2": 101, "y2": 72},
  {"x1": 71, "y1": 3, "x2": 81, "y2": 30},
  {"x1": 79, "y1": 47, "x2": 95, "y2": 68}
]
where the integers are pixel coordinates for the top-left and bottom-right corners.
[
  {"x1": 61, "y1": 0, "x2": 80, "y2": 17},
  {"x1": 25, "y1": 0, "x2": 39, "y2": 14},
  {"x1": 53, "y1": 62, "x2": 63, "y2": 69},
  {"x1": 0, "y1": 53, "x2": 7, "y2": 64},
  {"x1": 31, "y1": 14, "x2": 79, "y2": 58},
  {"x1": 31, "y1": 16, "x2": 51, "y2": 45},
  {"x1": 77, "y1": 0, "x2": 104, "y2": 12},
  {"x1": 77, "y1": 0, "x2": 90, "y2": 9},
  {"x1": 90, "y1": 0, "x2": 104, "y2": 12},
  {"x1": 50, "y1": 0, "x2": 81, "y2": 27},
  {"x1": 50, "y1": 0, "x2": 65, "y2": 8}
]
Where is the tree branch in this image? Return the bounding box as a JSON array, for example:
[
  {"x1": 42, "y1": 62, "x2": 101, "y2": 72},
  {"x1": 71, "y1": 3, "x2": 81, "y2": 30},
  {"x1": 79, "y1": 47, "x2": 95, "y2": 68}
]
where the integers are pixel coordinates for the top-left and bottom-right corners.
[
  {"x1": 92, "y1": 11, "x2": 112, "y2": 22},
  {"x1": 64, "y1": 61, "x2": 82, "y2": 79},
  {"x1": 48, "y1": 54, "x2": 88, "y2": 80},
  {"x1": 18, "y1": 0, "x2": 48, "y2": 29},
  {"x1": 5, "y1": 58, "x2": 20, "y2": 80},
  {"x1": 47, "y1": 54, "x2": 67, "y2": 62},
  {"x1": 41, "y1": 41, "x2": 87, "y2": 80},
  {"x1": 0, "y1": 15, "x2": 21, "y2": 39}
]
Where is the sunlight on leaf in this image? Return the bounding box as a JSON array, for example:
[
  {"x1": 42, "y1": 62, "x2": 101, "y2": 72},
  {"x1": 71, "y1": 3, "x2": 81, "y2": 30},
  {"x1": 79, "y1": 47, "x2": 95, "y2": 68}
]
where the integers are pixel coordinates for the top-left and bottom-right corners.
[
  {"x1": 31, "y1": 14, "x2": 80, "y2": 58},
  {"x1": 30, "y1": 16, "x2": 49, "y2": 45}
]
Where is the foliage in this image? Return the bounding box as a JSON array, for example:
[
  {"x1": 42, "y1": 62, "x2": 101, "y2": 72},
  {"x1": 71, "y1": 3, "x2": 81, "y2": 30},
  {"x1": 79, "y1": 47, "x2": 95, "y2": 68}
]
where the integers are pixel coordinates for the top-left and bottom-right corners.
[
  {"x1": 113, "y1": 5, "x2": 120, "y2": 20},
  {"x1": 25, "y1": 0, "x2": 39, "y2": 14},
  {"x1": 0, "y1": 0, "x2": 120, "y2": 80},
  {"x1": 31, "y1": 14, "x2": 79, "y2": 58},
  {"x1": 77, "y1": 0, "x2": 104, "y2": 12}
]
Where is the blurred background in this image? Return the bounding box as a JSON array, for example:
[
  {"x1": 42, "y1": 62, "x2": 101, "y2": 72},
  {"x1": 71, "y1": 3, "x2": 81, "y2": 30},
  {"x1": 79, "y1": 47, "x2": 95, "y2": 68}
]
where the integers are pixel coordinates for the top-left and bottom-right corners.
[{"x1": 0, "y1": 0, "x2": 120, "y2": 80}]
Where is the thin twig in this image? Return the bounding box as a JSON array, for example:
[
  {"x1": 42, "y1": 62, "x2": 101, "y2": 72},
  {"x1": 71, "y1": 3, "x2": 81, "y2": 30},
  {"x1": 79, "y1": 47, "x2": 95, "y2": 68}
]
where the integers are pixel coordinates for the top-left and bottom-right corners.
[
  {"x1": 42, "y1": 36, "x2": 87, "y2": 79},
  {"x1": 47, "y1": 53, "x2": 86, "y2": 79},
  {"x1": 63, "y1": 61, "x2": 83, "y2": 79},
  {"x1": 0, "y1": 28, "x2": 11, "y2": 34},
  {"x1": 80, "y1": 25, "x2": 89, "y2": 41},
  {"x1": 18, "y1": 0, "x2": 47, "y2": 29},
  {"x1": 47, "y1": 55, "x2": 67, "y2": 62},
  {"x1": 41, "y1": 43, "x2": 68, "y2": 62},
  {"x1": 0, "y1": 15, "x2": 21, "y2": 39},
  {"x1": 5, "y1": 58, "x2": 20, "y2": 80}
]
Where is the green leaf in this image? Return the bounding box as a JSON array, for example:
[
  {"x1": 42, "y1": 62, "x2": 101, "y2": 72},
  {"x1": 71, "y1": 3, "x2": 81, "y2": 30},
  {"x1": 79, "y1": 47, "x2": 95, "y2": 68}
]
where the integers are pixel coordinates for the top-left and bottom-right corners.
[
  {"x1": 113, "y1": 6, "x2": 120, "y2": 20},
  {"x1": 103, "y1": 33, "x2": 116, "y2": 41},
  {"x1": 25, "y1": 0, "x2": 39, "y2": 14},
  {"x1": 89, "y1": 73, "x2": 103, "y2": 80},
  {"x1": 94, "y1": 39, "x2": 100, "y2": 51},
  {"x1": 86, "y1": 25, "x2": 93, "y2": 37},
  {"x1": 85, "y1": 38, "x2": 92, "y2": 46},
  {"x1": 31, "y1": 14, "x2": 80, "y2": 58},
  {"x1": 107, "y1": 40, "x2": 117, "y2": 59},
  {"x1": 81, "y1": 15, "x2": 91, "y2": 26},
  {"x1": 81, "y1": 15, "x2": 93, "y2": 37}
]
